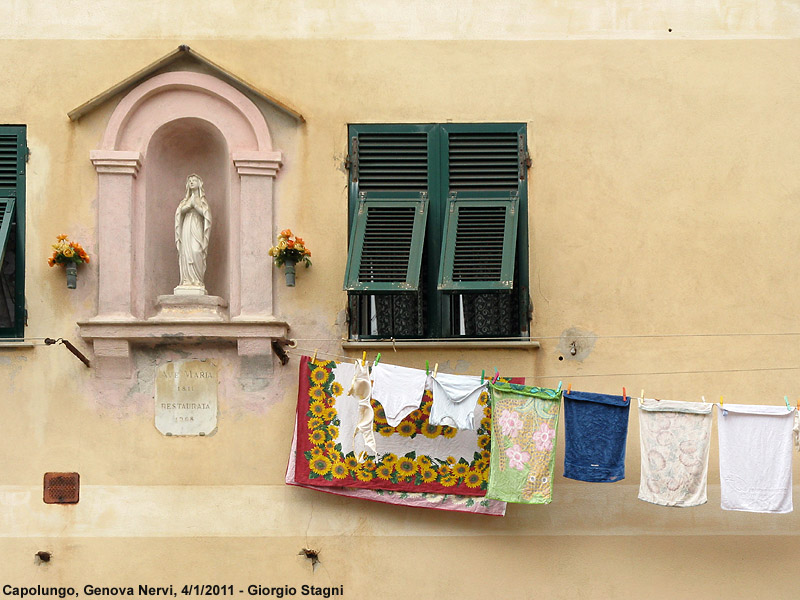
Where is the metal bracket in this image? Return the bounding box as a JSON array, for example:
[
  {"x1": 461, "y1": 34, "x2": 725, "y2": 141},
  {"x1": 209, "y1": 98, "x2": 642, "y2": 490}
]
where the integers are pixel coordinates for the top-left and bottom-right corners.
[
  {"x1": 357, "y1": 191, "x2": 367, "y2": 215},
  {"x1": 44, "y1": 338, "x2": 91, "y2": 368}
]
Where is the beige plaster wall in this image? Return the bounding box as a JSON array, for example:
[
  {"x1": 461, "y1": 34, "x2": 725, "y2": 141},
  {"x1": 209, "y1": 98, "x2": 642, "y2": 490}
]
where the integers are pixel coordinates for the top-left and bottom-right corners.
[{"x1": 0, "y1": 6, "x2": 799, "y2": 597}]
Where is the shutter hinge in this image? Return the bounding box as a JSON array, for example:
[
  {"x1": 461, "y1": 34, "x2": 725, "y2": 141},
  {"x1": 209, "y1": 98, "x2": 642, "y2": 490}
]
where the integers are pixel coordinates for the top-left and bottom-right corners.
[
  {"x1": 510, "y1": 191, "x2": 519, "y2": 215},
  {"x1": 419, "y1": 191, "x2": 427, "y2": 213},
  {"x1": 358, "y1": 191, "x2": 367, "y2": 215},
  {"x1": 518, "y1": 135, "x2": 531, "y2": 180},
  {"x1": 350, "y1": 136, "x2": 359, "y2": 182},
  {"x1": 25, "y1": 147, "x2": 31, "y2": 164},
  {"x1": 448, "y1": 191, "x2": 457, "y2": 213}
]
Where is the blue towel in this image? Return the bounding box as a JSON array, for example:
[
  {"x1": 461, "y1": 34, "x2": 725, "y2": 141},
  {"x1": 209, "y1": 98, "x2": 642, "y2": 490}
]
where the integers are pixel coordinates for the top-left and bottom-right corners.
[{"x1": 563, "y1": 390, "x2": 630, "y2": 482}]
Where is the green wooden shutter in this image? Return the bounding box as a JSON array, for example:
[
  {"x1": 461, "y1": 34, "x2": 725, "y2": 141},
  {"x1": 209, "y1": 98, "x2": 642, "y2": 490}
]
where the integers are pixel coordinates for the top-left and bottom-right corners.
[
  {"x1": 344, "y1": 196, "x2": 428, "y2": 291},
  {"x1": 437, "y1": 124, "x2": 525, "y2": 291},
  {"x1": 344, "y1": 126, "x2": 433, "y2": 292},
  {"x1": 438, "y1": 195, "x2": 518, "y2": 290},
  {"x1": 0, "y1": 125, "x2": 25, "y2": 338}
]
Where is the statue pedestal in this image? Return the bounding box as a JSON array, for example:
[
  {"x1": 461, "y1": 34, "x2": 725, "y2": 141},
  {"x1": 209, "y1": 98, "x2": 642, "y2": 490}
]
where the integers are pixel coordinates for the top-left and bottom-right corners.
[
  {"x1": 151, "y1": 294, "x2": 227, "y2": 322},
  {"x1": 174, "y1": 284, "x2": 207, "y2": 296}
]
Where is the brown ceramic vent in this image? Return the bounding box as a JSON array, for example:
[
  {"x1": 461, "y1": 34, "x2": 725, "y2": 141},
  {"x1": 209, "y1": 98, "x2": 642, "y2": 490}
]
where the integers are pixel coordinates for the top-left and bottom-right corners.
[{"x1": 43, "y1": 472, "x2": 80, "y2": 504}]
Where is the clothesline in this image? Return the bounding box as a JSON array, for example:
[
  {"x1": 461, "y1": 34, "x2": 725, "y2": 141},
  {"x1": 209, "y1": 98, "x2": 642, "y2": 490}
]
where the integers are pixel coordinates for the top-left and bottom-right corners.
[
  {"x1": 284, "y1": 347, "x2": 800, "y2": 381},
  {"x1": 287, "y1": 331, "x2": 800, "y2": 342}
]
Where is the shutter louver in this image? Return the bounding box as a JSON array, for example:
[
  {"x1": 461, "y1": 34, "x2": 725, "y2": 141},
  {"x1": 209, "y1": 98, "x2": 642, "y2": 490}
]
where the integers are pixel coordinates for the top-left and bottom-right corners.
[
  {"x1": 447, "y1": 131, "x2": 520, "y2": 191},
  {"x1": 344, "y1": 197, "x2": 428, "y2": 291},
  {"x1": 357, "y1": 132, "x2": 428, "y2": 192},
  {"x1": 438, "y1": 195, "x2": 518, "y2": 291}
]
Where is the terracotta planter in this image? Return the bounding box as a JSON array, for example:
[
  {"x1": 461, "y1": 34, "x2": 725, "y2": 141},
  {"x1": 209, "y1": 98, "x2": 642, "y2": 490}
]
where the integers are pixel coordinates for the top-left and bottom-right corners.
[{"x1": 65, "y1": 262, "x2": 77, "y2": 289}]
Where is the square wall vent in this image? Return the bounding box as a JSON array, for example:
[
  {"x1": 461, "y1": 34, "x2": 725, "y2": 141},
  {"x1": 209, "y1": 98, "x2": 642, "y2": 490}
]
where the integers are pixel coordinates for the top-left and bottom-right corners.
[{"x1": 43, "y1": 472, "x2": 80, "y2": 504}]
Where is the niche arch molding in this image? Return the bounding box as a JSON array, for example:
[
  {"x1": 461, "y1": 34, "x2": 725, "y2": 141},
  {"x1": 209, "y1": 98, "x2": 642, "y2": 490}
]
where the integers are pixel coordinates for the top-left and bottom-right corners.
[{"x1": 79, "y1": 71, "x2": 289, "y2": 378}]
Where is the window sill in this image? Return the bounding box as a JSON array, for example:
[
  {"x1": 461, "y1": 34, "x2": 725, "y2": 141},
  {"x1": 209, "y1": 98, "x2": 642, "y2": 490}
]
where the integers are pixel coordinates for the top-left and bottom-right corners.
[
  {"x1": 341, "y1": 339, "x2": 540, "y2": 350},
  {"x1": 0, "y1": 341, "x2": 36, "y2": 349}
]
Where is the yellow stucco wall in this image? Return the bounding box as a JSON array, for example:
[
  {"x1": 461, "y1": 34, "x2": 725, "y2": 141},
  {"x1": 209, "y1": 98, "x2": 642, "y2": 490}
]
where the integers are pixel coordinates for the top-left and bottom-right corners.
[{"x1": 1, "y1": 3, "x2": 799, "y2": 598}]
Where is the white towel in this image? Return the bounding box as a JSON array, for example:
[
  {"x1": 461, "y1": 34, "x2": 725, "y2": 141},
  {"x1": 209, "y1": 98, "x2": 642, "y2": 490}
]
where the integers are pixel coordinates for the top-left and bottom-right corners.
[
  {"x1": 718, "y1": 404, "x2": 795, "y2": 514},
  {"x1": 429, "y1": 373, "x2": 487, "y2": 430},
  {"x1": 370, "y1": 363, "x2": 427, "y2": 427},
  {"x1": 638, "y1": 399, "x2": 712, "y2": 507}
]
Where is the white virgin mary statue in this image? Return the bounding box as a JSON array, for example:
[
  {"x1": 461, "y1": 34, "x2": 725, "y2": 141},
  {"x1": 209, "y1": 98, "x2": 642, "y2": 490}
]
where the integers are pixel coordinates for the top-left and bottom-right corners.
[{"x1": 174, "y1": 174, "x2": 212, "y2": 294}]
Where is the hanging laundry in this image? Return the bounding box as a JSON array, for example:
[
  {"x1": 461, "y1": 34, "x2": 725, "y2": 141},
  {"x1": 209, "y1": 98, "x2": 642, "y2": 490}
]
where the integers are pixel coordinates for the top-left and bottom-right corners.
[
  {"x1": 293, "y1": 356, "x2": 499, "y2": 497},
  {"x1": 370, "y1": 362, "x2": 427, "y2": 427},
  {"x1": 638, "y1": 399, "x2": 712, "y2": 507},
  {"x1": 718, "y1": 404, "x2": 795, "y2": 514},
  {"x1": 486, "y1": 382, "x2": 562, "y2": 504},
  {"x1": 347, "y1": 360, "x2": 377, "y2": 459},
  {"x1": 562, "y1": 390, "x2": 630, "y2": 482},
  {"x1": 429, "y1": 372, "x2": 487, "y2": 430}
]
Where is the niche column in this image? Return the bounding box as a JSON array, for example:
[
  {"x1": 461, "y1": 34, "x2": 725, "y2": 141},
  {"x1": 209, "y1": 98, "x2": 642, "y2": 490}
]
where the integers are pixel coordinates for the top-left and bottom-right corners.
[{"x1": 232, "y1": 151, "x2": 284, "y2": 360}]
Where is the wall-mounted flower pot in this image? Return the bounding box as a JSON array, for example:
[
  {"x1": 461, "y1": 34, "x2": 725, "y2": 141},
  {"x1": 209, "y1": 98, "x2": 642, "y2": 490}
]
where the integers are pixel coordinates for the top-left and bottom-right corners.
[
  {"x1": 65, "y1": 263, "x2": 78, "y2": 289},
  {"x1": 284, "y1": 259, "x2": 297, "y2": 287}
]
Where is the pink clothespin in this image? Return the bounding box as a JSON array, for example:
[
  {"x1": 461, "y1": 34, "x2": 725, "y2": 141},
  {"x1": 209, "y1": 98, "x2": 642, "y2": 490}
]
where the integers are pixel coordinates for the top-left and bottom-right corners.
[
  {"x1": 622, "y1": 387, "x2": 627, "y2": 403},
  {"x1": 491, "y1": 368, "x2": 500, "y2": 384}
]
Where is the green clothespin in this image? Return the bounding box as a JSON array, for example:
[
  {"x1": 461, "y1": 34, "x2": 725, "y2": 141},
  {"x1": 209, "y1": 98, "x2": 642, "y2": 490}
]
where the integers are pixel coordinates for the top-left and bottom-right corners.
[
  {"x1": 426, "y1": 360, "x2": 430, "y2": 375},
  {"x1": 481, "y1": 369, "x2": 485, "y2": 385},
  {"x1": 374, "y1": 352, "x2": 381, "y2": 366}
]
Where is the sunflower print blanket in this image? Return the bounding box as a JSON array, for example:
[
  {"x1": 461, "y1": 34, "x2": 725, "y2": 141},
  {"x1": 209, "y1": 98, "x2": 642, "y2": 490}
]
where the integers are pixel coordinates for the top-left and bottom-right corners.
[
  {"x1": 294, "y1": 356, "x2": 512, "y2": 496},
  {"x1": 286, "y1": 417, "x2": 508, "y2": 515}
]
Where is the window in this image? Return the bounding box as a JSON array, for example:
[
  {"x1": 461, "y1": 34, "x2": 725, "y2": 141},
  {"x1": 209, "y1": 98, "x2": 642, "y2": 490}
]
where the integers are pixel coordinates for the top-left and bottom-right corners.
[
  {"x1": 0, "y1": 125, "x2": 25, "y2": 338},
  {"x1": 344, "y1": 123, "x2": 530, "y2": 340}
]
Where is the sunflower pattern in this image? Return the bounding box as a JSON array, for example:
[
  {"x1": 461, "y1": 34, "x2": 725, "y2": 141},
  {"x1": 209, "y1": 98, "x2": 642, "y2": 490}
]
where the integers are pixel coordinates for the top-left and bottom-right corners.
[{"x1": 299, "y1": 357, "x2": 498, "y2": 494}]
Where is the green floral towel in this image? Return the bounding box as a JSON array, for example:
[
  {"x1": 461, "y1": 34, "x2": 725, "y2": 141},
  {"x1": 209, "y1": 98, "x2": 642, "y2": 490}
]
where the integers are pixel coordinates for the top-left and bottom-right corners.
[{"x1": 487, "y1": 382, "x2": 562, "y2": 504}]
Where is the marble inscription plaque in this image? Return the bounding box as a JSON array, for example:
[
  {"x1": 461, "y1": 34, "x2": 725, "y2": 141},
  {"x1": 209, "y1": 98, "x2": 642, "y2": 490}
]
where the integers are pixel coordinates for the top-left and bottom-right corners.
[{"x1": 155, "y1": 360, "x2": 218, "y2": 436}]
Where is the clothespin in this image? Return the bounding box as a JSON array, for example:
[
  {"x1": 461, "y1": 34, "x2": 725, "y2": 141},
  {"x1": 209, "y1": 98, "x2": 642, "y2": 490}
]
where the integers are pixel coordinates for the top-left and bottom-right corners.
[
  {"x1": 797, "y1": 398, "x2": 799, "y2": 412},
  {"x1": 426, "y1": 360, "x2": 430, "y2": 375},
  {"x1": 639, "y1": 389, "x2": 645, "y2": 407},
  {"x1": 719, "y1": 395, "x2": 724, "y2": 408},
  {"x1": 374, "y1": 352, "x2": 381, "y2": 366},
  {"x1": 361, "y1": 351, "x2": 366, "y2": 366},
  {"x1": 433, "y1": 363, "x2": 439, "y2": 378},
  {"x1": 567, "y1": 383, "x2": 572, "y2": 394},
  {"x1": 557, "y1": 381, "x2": 562, "y2": 392},
  {"x1": 785, "y1": 396, "x2": 792, "y2": 411},
  {"x1": 481, "y1": 369, "x2": 485, "y2": 385},
  {"x1": 701, "y1": 395, "x2": 706, "y2": 403},
  {"x1": 622, "y1": 387, "x2": 627, "y2": 404},
  {"x1": 491, "y1": 368, "x2": 500, "y2": 384},
  {"x1": 311, "y1": 349, "x2": 318, "y2": 364}
]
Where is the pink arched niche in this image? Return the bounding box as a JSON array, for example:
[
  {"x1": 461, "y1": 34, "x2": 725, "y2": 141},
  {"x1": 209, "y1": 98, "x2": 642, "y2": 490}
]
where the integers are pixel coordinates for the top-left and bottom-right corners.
[{"x1": 82, "y1": 71, "x2": 286, "y2": 378}]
